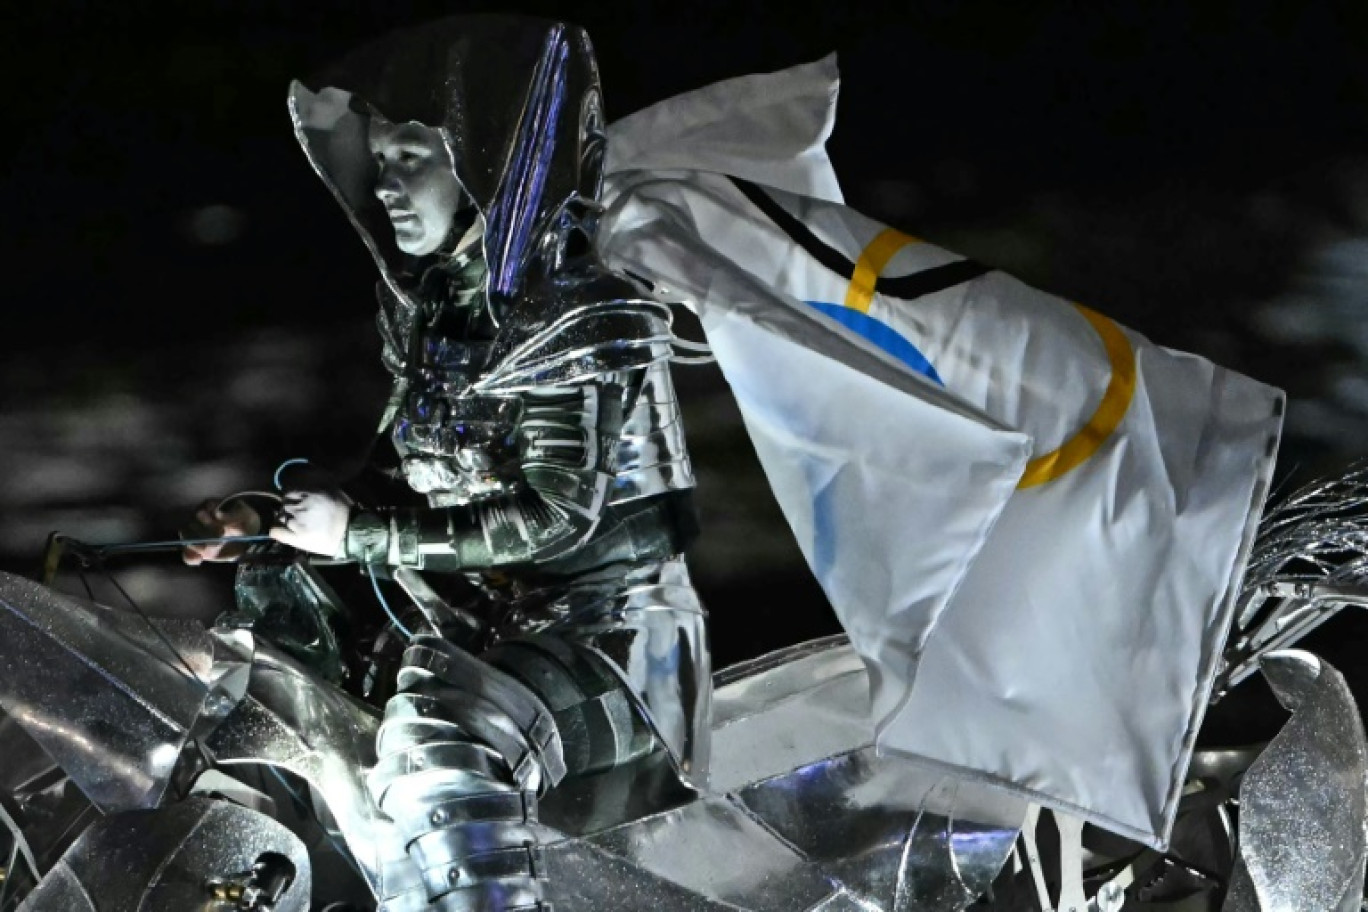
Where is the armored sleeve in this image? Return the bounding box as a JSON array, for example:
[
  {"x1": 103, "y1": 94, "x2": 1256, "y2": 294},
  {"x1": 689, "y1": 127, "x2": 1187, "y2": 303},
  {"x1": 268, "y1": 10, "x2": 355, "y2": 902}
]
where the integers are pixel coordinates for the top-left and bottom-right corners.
[{"x1": 344, "y1": 377, "x2": 629, "y2": 571}]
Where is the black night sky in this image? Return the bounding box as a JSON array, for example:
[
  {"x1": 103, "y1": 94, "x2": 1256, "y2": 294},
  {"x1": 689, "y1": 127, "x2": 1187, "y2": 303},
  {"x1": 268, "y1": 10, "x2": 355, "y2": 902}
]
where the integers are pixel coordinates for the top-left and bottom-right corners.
[{"x1": 7, "y1": 0, "x2": 1368, "y2": 738}]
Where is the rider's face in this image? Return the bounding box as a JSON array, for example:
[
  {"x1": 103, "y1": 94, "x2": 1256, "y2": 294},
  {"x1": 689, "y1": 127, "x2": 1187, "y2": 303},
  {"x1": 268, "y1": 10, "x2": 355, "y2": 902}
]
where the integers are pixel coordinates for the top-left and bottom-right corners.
[{"x1": 368, "y1": 118, "x2": 464, "y2": 257}]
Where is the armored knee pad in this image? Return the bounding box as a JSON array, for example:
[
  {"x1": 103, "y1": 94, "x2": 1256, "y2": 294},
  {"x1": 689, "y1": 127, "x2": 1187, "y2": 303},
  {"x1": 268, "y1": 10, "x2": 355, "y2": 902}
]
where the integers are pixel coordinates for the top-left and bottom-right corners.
[{"x1": 368, "y1": 636, "x2": 565, "y2": 911}]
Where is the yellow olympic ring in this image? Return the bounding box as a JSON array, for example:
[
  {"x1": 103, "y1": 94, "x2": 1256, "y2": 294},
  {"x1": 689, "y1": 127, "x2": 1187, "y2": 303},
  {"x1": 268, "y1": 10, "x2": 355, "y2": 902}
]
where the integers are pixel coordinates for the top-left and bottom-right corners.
[
  {"x1": 844, "y1": 230, "x2": 1136, "y2": 489},
  {"x1": 844, "y1": 227, "x2": 920, "y2": 313},
  {"x1": 1017, "y1": 304, "x2": 1136, "y2": 489}
]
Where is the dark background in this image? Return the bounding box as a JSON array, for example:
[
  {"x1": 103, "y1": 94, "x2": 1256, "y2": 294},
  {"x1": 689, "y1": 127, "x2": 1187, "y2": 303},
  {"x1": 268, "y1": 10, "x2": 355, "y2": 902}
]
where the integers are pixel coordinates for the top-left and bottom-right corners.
[{"x1": 6, "y1": 0, "x2": 1368, "y2": 739}]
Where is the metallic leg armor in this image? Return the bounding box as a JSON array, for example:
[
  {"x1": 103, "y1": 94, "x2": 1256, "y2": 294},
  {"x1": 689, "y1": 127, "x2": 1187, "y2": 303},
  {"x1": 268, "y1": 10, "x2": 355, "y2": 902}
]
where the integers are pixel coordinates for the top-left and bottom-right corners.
[
  {"x1": 368, "y1": 637, "x2": 566, "y2": 911},
  {"x1": 368, "y1": 559, "x2": 707, "y2": 912}
]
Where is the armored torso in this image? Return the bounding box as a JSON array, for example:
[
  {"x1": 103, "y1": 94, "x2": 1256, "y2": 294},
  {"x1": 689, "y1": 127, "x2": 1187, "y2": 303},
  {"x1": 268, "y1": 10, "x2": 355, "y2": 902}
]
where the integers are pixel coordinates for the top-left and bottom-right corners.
[
  {"x1": 289, "y1": 22, "x2": 712, "y2": 910},
  {"x1": 376, "y1": 258, "x2": 695, "y2": 521}
]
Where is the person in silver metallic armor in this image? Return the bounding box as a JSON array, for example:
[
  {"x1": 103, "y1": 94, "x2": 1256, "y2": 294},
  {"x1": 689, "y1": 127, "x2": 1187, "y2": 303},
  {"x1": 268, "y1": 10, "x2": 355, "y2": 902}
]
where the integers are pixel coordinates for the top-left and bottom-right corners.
[{"x1": 186, "y1": 16, "x2": 709, "y2": 912}]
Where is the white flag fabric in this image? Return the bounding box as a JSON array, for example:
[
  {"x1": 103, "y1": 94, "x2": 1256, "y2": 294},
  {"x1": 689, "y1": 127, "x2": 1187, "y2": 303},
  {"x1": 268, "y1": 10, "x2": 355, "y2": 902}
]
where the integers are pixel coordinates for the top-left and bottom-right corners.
[
  {"x1": 603, "y1": 116, "x2": 1034, "y2": 748},
  {"x1": 600, "y1": 57, "x2": 1283, "y2": 847}
]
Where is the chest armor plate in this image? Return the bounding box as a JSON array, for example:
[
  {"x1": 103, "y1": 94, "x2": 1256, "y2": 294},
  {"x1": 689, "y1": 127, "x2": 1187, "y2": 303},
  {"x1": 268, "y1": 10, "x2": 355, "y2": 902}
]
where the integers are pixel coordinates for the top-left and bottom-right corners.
[{"x1": 391, "y1": 332, "x2": 524, "y2": 505}]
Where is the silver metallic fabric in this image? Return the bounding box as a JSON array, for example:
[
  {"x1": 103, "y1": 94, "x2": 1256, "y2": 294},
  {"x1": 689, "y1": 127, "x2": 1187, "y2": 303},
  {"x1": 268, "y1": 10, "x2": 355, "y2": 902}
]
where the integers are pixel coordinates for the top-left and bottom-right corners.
[
  {"x1": 350, "y1": 292, "x2": 690, "y2": 571},
  {"x1": 289, "y1": 15, "x2": 604, "y2": 310},
  {"x1": 18, "y1": 796, "x2": 311, "y2": 912},
  {"x1": 495, "y1": 558, "x2": 711, "y2": 786},
  {"x1": 1236, "y1": 465, "x2": 1368, "y2": 608},
  {"x1": 292, "y1": 15, "x2": 694, "y2": 571},
  {"x1": 1223, "y1": 650, "x2": 1368, "y2": 912},
  {"x1": 289, "y1": 17, "x2": 705, "y2": 910}
]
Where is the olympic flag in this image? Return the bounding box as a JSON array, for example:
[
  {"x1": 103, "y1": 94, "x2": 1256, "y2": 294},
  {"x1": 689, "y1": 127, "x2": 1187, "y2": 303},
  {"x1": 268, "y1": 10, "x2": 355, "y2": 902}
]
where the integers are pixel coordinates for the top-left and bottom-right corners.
[{"x1": 600, "y1": 57, "x2": 1283, "y2": 846}]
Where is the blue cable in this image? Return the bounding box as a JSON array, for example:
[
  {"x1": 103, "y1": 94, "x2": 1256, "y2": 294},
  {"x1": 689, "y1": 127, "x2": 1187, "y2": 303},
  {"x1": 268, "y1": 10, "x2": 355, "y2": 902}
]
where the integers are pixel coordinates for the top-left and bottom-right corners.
[
  {"x1": 367, "y1": 562, "x2": 414, "y2": 640},
  {"x1": 273, "y1": 457, "x2": 311, "y2": 491}
]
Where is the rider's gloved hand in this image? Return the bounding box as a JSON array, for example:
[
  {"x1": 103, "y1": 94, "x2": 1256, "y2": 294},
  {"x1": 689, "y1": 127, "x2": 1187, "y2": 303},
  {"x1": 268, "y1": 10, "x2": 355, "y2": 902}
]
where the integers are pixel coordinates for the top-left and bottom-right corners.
[
  {"x1": 268, "y1": 490, "x2": 352, "y2": 559},
  {"x1": 181, "y1": 498, "x2": 262, "y2": 565}
]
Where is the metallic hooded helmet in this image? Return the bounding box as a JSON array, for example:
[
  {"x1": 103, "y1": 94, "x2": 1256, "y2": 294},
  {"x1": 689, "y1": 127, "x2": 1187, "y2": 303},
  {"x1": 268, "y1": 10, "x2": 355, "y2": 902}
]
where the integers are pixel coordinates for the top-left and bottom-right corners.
[{"x1": 288, "y1": 16, "x2": 606, "y2": 318}]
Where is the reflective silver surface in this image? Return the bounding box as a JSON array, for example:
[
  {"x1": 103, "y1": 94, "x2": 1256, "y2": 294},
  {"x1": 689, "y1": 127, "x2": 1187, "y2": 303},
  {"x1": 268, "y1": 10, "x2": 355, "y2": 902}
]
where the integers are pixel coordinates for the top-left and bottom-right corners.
[
  {"x1": 368, "y1": 636, "x2": 562, "y2": 910},
  {"x1": 612, "y1": 361, "x2": 694, "y2": 502},
  {"x1": 19, "y1": 796, "x2": 310, "y2": 912},
  {"x1": 390, "y1": 567, "x2": 483, "y2": 641},
  {"x1": 499, "y1": 558, "x2": 712, "y2": 788},
  {"x1": 736, "y1": 750, "x2": 1022, "y2": 910},
  {"x1": 22, "y1": 556, "x2": 1368, "y2": 911},
  {"x1": 1220, "y1": 465, "x2": 1368, "y2": 693},
  {"x1": 294, "y1": 13, "x2": 695, "y2": 582},
  {"x1": 714, "y1": 638, "x2": 1023, "y2": 911},
  {"x1": 199, "y1": 633, "x2": 418, "y2": 906},
  {"x1": 588, "y1": 794, "x2": 836, "y2": 909},
  {"x1": 0, "y1": 591, "x2": 1091, "y2": 912},
  {"x1": 0, "y1": 572, "x2": 212, "y2": 813},
  {"x1": 292, "y1": 17, "x2": 709, "y2": 908},
  {"x1": 711, "y1": 634, "x2": 870, "y2": 792},
  {"x1": 14, "y1": 863, "x2": 95, "y2": 912},
  {"x1": 534, "y1": 636, "x2": 1022, "y2": 912},
  {"x1": 0, "y1": 710, "x2": 96, "y2": 887},
  {"x1": 543, "y1": 838, "x2": 738, "y2": 911},
  {"x1": 290, "y1": 16, "x2": 603, "y2": 313},
  {"x1": 1223, "y1": 650, "x2": 1368, "y2": 912}
]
